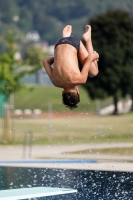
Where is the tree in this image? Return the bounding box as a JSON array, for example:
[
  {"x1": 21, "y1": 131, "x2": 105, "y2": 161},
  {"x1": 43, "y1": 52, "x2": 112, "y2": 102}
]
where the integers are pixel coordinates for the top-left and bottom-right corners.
[
  {"x1": 0, "y1": 31, "x2": 27, "y2": 99},
  {"x1": 0, "y1": 31, "x2": 48, "y2": 99},
  {"x1": 0, "y1": 30, "x2": 28, "y2": 141},
  {"x1": 0, "y1": 30, "x2": 25, "y2": 99},
  {"x1": 0, "y1": 0, "x2": 17, "y2": 23},
  {"x1": 82, "y1": 10, "x2": 133, "y2": 114},
  {"x1": 24, "y1": 46, "x2": 47, "y2": 72},
  {"x1": 0, "y1": 30, "x2": 48, "y2": 141},
  {"x1": 24, "y1": 45, "x2": 49, "y2": 82},
  {"x1": 120, "y1": 65, "x2": 133, "y2": 111}
]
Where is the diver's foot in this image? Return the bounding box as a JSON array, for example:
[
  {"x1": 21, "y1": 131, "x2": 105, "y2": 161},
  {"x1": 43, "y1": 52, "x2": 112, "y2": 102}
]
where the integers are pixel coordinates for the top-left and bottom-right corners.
[
  {"x1": 82, "y1": 25, "x2": 92, "y2": 42},
  {"x1": 62, "y1": 25, "x2": 72, "y2": 37}
]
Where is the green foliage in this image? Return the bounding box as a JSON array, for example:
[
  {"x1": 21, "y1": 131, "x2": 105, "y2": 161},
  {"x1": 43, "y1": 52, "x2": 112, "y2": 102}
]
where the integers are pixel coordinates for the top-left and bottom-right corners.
[
  {"x1": 0, "y1": 31, "x2": 24, "y2": 98},
  {"x1": 1, "y1": 0, "x2": 133, "y2": 46},
  {"x1": 0, "y1": 0, "x2": 17, "y2": 23},
  {"x1": 0, "y1": 31, "x2": 47, "y2": 99},
  {"x1": 83, "y1": 10, "x2": 133, "y2": 113},
  {"x1": 24, "y1": 46, "x2": 48, "y2": 73}
]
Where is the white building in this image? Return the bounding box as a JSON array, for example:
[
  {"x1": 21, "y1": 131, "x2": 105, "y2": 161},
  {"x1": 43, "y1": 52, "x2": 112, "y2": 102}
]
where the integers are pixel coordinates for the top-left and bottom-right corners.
[{"x1": 26, "y1": 31, "x2": 40, "y2": 41}]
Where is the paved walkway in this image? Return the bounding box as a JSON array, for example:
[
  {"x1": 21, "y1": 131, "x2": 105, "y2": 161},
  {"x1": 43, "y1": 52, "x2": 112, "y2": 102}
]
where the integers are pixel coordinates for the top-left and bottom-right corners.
[{"x1": 0, "y1": 142, "x2": 133, "y2": 172}]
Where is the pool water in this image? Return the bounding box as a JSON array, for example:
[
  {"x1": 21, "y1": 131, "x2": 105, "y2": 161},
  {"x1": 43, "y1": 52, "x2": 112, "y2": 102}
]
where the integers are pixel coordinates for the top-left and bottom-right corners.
[{"x1": 0, "y1": 166, "x2": 133, "y2": 200}]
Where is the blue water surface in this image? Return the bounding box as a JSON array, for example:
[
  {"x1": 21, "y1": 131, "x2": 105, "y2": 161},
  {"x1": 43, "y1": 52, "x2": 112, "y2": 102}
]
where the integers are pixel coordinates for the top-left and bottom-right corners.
[{"x1": 0, "y1": 165, "x2": 133, "y2": 200}]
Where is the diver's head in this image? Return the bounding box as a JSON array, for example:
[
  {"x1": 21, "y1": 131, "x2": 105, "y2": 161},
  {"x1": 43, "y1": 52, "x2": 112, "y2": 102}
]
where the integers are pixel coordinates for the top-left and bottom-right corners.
[{"x1": 62, "y1": 87, "x2": 80, "y2": 109}]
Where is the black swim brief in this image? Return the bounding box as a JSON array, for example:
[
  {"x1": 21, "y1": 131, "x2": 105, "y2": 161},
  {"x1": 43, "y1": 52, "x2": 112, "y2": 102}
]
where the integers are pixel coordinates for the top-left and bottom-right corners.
[{"x1": 55, "y1": 36, "x2": 80, "y2": 51}]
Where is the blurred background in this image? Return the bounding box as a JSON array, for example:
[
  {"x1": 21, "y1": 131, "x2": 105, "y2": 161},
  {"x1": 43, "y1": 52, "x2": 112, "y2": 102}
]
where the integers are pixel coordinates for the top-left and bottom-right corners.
[{"x1": 0, "y1": 0, "x2": 133, "y2": 161}]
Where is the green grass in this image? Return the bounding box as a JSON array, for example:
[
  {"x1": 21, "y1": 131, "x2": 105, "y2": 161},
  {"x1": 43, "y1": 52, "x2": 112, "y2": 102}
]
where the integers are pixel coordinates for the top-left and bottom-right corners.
[
  {"x1": 2, "y1": 85, "x2": 132, "y2": 149},
  {"x1": 0, "y1": 112, "x2": 133, "y2": 146},
  {"x1": 14, "y1": 85, "x2": 100, "y2": 113},
  {"x1": 72, "y1": 147, "x2": 133, "y2": 156}
]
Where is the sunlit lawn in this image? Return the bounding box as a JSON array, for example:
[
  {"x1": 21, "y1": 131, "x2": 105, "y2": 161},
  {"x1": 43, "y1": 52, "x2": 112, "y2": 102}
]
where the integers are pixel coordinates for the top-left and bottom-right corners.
[
  {"x1": 68, "y1": 147, "x2": 133, "y2": 156},
  {"x1": 14, "y1": 85, "x2": 97, "y2": 113},
  {"x1": 0, "y1": 112, "x2": 133, "y2": 146}
]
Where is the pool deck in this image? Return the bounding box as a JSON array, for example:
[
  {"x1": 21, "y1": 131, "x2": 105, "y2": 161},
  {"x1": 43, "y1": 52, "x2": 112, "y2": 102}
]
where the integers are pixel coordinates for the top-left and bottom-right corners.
[{"x1": 0, "y1": 143, "x2": 133, "y2": 172}]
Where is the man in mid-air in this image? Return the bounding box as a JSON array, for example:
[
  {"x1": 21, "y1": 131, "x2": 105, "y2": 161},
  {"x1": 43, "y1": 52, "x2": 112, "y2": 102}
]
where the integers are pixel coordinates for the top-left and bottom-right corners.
[{"x1": 43, "y1": 25, "x2": 99, "y2": 109}]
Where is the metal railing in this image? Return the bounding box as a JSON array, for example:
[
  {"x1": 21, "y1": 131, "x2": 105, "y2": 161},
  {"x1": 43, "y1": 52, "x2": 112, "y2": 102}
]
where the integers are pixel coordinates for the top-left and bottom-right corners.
[{"x1": 23, "y1": 130, "x2": 33, "y2": 159}]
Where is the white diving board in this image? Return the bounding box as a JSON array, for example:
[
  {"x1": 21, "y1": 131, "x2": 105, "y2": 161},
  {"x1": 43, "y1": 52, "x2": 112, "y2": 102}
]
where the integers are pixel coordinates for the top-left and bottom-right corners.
[{"x1": 0, "y1": 187, "x2": 77, "y2": 200}]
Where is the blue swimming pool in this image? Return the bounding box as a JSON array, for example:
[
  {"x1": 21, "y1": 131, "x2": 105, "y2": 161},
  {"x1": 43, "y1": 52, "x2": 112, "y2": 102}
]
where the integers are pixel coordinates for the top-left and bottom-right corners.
[{"x1": 0, "y1": 166, "x2": 133, "y2": 199}]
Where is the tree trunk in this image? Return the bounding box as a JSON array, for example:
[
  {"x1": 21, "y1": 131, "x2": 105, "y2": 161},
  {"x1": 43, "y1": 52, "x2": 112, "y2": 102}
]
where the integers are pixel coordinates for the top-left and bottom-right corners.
[
  {"x1": 131, "y1": 94, "x2": 133, "y2": 111},
  {"x1": 3, "y1": 104, "x2": 11, "y2": 142},
  {"x1": 36, "y1": 70, "x2": 42, "y2": 85},
  {"x1": 113, "y1": 96, "x2": 119, "y2": 115}
]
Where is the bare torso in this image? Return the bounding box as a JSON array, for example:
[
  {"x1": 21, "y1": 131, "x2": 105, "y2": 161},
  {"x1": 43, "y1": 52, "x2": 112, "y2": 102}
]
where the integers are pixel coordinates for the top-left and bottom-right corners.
[
  {"x1": 52, "y1": 44, "x2": 81, "y2": 88},
  {"x1": 43, "y1": 25, "x2": 99, "y2": 91}
]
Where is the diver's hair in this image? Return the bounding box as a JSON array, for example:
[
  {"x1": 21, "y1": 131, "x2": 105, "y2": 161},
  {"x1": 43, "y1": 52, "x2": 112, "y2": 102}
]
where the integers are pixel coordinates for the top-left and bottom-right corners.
[{"x1": 62, "y1": 92, "x2": 80, "y2": 110}]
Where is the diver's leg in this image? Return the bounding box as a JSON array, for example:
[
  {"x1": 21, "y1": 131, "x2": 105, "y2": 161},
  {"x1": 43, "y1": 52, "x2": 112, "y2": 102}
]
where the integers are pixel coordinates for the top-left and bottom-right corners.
[
  {"x1": 78, "y1": 25, "x2": 98, "y2": 77},
  {"x1": 82, "y1": 25, "x2": 98, "y2": 65},
  {"x1": 62, "y1": 25, "x2": 72, "y2": 37}
]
